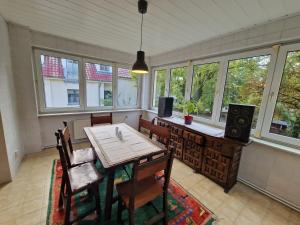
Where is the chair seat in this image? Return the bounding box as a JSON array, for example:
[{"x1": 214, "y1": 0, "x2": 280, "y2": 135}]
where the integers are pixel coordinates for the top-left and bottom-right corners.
[
  {"x1": 70, "y1": 148, "x2": 95, "y2": 166},
  {"x1": 116, "y1": 176, "x2": 163, "y2": 209},
  {"x1": 68, "y1": 162, "x2": 103, "y2": 193}
]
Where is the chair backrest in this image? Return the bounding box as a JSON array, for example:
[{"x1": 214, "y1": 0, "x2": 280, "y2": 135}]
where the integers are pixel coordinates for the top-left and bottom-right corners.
[
  {"x1": 129, "y1": 147, "x2": 175, "y2": 207},
  {"x1": 58, "y1": 122, "x2": 74, "y2": 168},
  {"x1": 150, "y1": 124, "x2": 170, "y2": 148},
  {"x1": 138, "y1": 115, "x2": 153, "y2": 138},
  {"x1": 91, "y1": 113, "x2": 112, "y2": 126},
  {"x1": 55, "y1": 133, "x2": 72, "y2": 192}
]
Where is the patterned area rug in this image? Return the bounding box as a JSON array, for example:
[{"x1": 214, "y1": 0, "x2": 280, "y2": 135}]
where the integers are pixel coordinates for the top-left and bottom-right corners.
[{"x1": 47, "y1": 160, "x2": 216, "y2": 225}]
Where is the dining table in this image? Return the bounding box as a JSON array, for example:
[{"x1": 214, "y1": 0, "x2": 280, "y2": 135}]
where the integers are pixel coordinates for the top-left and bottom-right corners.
[{"x1": 84, "y1": 123, "x2": 163, "y2": 221}]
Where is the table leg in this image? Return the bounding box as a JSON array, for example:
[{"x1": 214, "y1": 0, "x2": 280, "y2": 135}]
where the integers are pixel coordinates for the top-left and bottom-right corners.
[{"x1": 104, "y1": 169, "x2": 115, "y2": 221}]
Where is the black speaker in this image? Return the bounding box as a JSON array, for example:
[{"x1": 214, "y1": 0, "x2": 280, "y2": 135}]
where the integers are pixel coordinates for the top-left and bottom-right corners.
[
  {"x1": 158, "y1": 97, "x2": 174, "y2": 117},
  {"x1": 225, "y1": 104, "x2": 255, "y2": 142}
]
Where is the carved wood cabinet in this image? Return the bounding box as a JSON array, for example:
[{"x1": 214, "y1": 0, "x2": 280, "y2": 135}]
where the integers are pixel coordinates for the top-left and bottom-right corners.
[{"x1": 157, "y1": 117, "x2": 247, "y2": 193}]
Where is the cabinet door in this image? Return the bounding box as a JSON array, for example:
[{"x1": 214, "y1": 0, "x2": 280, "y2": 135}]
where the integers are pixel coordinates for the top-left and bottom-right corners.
[{"x1": 202, "y1": 148, "x2": 231, "y2": 184}]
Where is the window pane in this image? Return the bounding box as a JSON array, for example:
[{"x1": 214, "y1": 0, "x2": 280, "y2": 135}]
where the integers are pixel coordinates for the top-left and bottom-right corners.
[
  {"x1": 270, "y1": 50, "x2": 300, "y2": 139},
  {"x1": 117, "y1": 68, "x2": 138, "y2": 107},
  {"x1": 153, "y1": 69, "x2": 166, "y2": 107},
  {"x1": 169, "y1": 67, "x2": 187, "y2": 112},
  {"x1": 41, "y1": 54, "x2": 80, "y2": 108},
  {"x1": 220, "y1": 55, "x2": 271, "y2": 128},
  {"x1": 191, "y1": 62, "x2": 219, "y2": 119},
  {"x1": 85, "y1": 62, "x2": 113, "y2": 107}
]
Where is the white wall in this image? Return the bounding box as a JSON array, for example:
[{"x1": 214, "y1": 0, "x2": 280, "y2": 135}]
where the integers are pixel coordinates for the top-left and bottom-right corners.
[
  {"x1": 7, "y1": 23, "x2": 146, "y2": 150},
  {"x1": 39, "y1": 110, "x2": 142, "y2": 147},
  {"x1": 150, "y1": 14, "x2": 300, "y2": 66},
  {"x1": 0, "y1": 16, "x2": 24, "y2": 180}
]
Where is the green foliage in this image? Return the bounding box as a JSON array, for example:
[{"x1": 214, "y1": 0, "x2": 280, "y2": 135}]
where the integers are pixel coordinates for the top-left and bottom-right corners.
[
  {"x1": 169, "y1": 67, "x2": 187, "y2": 112},
  {"x1": 272, "y1": 51, "x2": 300, "y2": 138},
  {"x1": 221, "y1": 55, "x2": 271, "y2": 128},
  {"x1": 191, "y1": 63, "x2": 219, "y2": 118},
  {"x1": 153, "y1": 70, "x2": 166, "y2": 107},
  {"x1": 182, "y1": 100, "x2": 196, "y2": 115}
]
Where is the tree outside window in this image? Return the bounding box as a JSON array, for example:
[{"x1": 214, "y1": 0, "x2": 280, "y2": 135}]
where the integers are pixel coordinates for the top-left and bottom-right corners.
[
  {"x1": 270, "y1": 50, "x2": 300, "y2": 139},
  {"x1": 220, "y1": 55, "x2": 271, "y2": 128},
  {"x1": 169, "y1": 67, "x2": 187, "y2": 112},
  {"x1": 191, "y1": 62, "x2": 219, "y2": 119}
]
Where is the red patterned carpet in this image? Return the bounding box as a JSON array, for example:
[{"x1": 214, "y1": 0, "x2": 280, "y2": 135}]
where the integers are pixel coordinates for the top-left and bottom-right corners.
[{"x1": 47, "y1": 160, "x2": 216, "y2": 225}]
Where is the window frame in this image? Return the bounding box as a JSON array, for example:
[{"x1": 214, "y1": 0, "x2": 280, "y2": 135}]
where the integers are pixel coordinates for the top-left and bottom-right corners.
[
  {"x1": 34, "y1": 49, "x2": 84, "y2": 113},
  {"x1": 261, "y1": 43, "x2": 300, "y2": 146},
  {"x1": 83, "y1": 58, "x2": 114, "y2": 111},
  {"x1": 34, "y1": 49, "x2": 142, "y2": 114}
]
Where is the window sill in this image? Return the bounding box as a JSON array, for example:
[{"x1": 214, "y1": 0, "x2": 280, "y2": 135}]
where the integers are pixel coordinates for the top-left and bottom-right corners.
[
  {"x1": 37, "y1": 108, "x2": 143, "y2": 117},
  {"x1": 144, "y1": 110, "x2": 300, "y2": 156}
]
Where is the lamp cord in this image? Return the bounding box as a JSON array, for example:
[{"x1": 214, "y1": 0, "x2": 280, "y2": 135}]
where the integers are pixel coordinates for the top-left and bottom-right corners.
[{"x1": 140, "y1": 13, "x2": 143, "y2": 51}]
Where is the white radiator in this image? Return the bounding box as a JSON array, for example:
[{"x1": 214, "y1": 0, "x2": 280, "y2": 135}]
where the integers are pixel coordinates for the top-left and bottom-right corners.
[{"x1": 73, "y1": 119, "x2": 90, "y2": 140}]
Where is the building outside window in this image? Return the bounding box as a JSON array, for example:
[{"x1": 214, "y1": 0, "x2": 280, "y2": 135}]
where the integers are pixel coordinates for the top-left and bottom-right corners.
[
  {"x1": 117, "y1": 67, "x2": 139, "y2": 107},
  {"x1": 67, "y1": 89, "x2": 79, "y2": 105},
  {"x1": 84, "y1": 62, "x2": 113, "y2": 108},
  {"x1": 40, "y1": 54, "x2": 80, "y2": 108}
]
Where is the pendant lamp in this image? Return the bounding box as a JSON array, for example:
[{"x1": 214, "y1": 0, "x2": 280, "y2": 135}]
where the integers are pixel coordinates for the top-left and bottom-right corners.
[{"x1": 132, "y1": 0, "x2": 148, "y2": 74}]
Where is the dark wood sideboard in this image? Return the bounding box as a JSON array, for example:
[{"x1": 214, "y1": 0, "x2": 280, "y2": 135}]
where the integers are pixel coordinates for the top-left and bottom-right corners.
[{"x1": 156, "y1": 117, "x2": 251, "y2": 193}]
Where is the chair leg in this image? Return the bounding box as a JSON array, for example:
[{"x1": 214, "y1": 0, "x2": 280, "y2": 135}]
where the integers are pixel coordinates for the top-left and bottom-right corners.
[
  {"x1": 64, "y1": 195, "x2": 72, "y2": 225},
  {"x1": 163, "y1": 191, "x2": 168, "y2": 225},
  {"x1": 117, "y1": 198, "x2": 123, "y2": 224},
  {"x1": 59, "y1": 176, "x2": 65, "y2": 208},
  {"x1": 128, "y1": 208, "x2": 135, "y2": 225},
  {"x1": 93, "y1": 184, "x2": 101, "y2": 220}
]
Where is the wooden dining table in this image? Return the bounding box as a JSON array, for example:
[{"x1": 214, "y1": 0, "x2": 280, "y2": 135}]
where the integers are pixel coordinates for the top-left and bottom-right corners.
[{"x1": 84, "y1": 123, "x2": 163, "y2": 221}]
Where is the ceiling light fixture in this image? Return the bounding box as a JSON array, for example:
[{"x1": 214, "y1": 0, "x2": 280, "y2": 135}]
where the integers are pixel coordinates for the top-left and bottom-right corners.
[{"x1": 132, "y1": 0, "x2": 148, "y2": 74}]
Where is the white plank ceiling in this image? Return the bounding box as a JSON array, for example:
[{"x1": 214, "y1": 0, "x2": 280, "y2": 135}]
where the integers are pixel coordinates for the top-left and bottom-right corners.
[{"x1": 0, "y1": 0, "x2": 300, "y2": 56}]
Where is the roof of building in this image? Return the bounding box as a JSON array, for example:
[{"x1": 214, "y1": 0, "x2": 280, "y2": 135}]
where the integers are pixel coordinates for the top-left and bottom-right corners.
[{"x1": 41, "y1": 56, "x2": 131, "y2": 81}]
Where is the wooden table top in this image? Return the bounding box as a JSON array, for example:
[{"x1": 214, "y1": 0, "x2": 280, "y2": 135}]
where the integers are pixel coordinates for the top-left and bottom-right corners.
[{"x1": 84, "y1": 123, "x2": 162, "y2": 168}]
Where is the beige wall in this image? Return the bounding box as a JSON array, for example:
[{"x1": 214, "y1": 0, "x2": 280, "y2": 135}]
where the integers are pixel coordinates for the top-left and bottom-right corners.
[{"x1": 0, "y1": 17, "x2": 24, "y2": 180}]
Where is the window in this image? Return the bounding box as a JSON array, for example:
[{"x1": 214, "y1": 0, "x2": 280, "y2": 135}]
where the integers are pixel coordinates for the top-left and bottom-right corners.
[
  {"x1": 220, "y1": 55, "x2": 271, "y2": 128},
  {"x1": 39, "y1": 54, "x2": 80, "y2": 109},
  {"x1": 191, "y1": 62, "x2": 219, "y2": 119},
  {"x1": 67, "y1": 89, "x2": 79, "y2": 105},
  {"x1": 35, "y1": 49, "x2": 141, "y2": 113},
  {"x1": 85, "y1": 62, "x2": 113, "y2": 108},
  {"x1": 152, "y1": 69, "x2": 167, "y2": 107},
  {"x1": 117, "y1": 67, "x2": 139, "y2": 107},
  {"x1": 270, "y1": 50, "x2": 300, "y2": 139},
  {"x1": 169, "y1": 67, "x2": 187, "y2": 112}
]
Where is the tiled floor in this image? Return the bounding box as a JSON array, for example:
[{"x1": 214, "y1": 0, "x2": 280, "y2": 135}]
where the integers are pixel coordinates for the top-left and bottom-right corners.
[{"x1": 0, "y1": 142, "x2": 299, "y2": 225}]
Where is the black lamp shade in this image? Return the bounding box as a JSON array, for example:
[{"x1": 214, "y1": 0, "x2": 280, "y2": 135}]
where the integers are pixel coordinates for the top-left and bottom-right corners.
[{"x1": 132, "y1": 51, "x2": 148, "y2": 74}]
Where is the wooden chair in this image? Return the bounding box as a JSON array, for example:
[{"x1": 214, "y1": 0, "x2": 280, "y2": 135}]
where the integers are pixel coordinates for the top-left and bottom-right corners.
[
  {"x1": 138, "y1": 115, "x2": 153, "y2": 138},
  {"x1": 58, "y1": 121, "x2": 95, "y2": 168},
  {"x1": 150, "y1": 124, "x2": 170, "y2": 149},
  {"x1": 116, "y1": 147, "x2": 175, "y2": 225},
  {"x1": 56, "y1": 140, "x2": 103, "y2": 225},
  {"x1": 91, "y1": 113, "x2": 112, "y2": 126}
]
